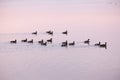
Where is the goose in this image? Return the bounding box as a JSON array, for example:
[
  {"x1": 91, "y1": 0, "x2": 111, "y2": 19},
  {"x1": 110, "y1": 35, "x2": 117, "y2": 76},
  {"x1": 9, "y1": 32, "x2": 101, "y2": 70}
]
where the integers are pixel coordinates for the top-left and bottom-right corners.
[
  {"x1": 62, "y1": 30, "x2": 67, "y2": 35},
  {"x1": 47, "y1": 38, "x2": 52, "y2": 43},
  {"x1": 41, "y1": 42, "x2": 47, "y2": 46},
  {"x1": 21, "y1": 38, "x2": 27, "y2": 42},
  {"x1": 28, "y1": 39, "x2": 33, "y2": 43},
  {"x1": 46, "y1": 30, "x2": 53, "y2": 35},
  {"x1": 38, "y1": 39, "x2": 43, "y2": 44},
  {"x1": 46, "y1": 30, "x2": 51, "y2": 34},
  {"x1": 10, "y1": 39, "x2": 17, "y2": 43},
  {"x1": 32, "y1": 31, "x2": 37, "y2": 35},
  {"x1": 94, "y1": 42, "x2": 101, "y2": 46},
  {"x1": 69, "y1": 41, "x2": 75, "y2": 46},
  {"x1": 62, "y1": 40, "x2": 68, "y2": 45},
  {"x1": 100, "y1": 42, "x2": 107, "y2": 48},
  {"x1": 61, "y1": 44, "x2": 68, "y2": 47},
  {"x1": 84, "y1": 39, "x2": 90, "y2": 45},
  {"x1": 49, "y1": 31, "x2": 53, "y2": 35},
  {"x1": 61, "y1": 40, "x2": 68, "y2": 47}
]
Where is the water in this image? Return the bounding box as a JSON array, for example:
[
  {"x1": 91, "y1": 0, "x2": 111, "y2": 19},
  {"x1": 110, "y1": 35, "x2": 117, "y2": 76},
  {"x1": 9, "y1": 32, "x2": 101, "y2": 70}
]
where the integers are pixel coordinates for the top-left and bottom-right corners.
[
  {"x1": 0, "y1": 27, "x2": 120, "y2": 80},
  {"x1": 0, "y1": 0, "x2": 120, "y2": 80}
]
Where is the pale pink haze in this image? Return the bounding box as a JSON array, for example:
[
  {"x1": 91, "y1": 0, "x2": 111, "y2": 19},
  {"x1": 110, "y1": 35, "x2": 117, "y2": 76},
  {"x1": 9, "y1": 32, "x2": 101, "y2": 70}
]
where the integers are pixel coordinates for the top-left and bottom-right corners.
[{"x1": 0, "y1": 0, "x2": 120, "y2": 33}]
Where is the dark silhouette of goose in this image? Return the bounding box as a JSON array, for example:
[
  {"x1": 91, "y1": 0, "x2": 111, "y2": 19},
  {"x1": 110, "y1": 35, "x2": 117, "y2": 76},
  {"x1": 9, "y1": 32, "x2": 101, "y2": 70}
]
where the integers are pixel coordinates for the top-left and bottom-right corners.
[
  {"x1": 21, "y1": 38, "x2": 27, "y2": 42},
  {"x1": 61, "y1": 40, "x2": 68, "y2": 47},
  {"x1": 62, "y1": 30, "x2": 67, "y2": 35},
  {"x1": 32, "y1": 31, "x2": 37, "y2": 35},
  {"x1": 62, "y1": 40, "x2": 68, "y2": 45},
  {"x1": 100, "y1": 42, "x2": 107, "y2": 49},
  {"x1": 94, "y1": 42, "x2": 101, "y2": 46},
  {"x1": 38, "y1": 39, "x2": 44, "y2": 44},
  {"x1": 47, "y1": 38, "x2": 52, "y2": 43},
  {"x1": 46, "y1": 30, "x2": 53, "y2": 35},
  {"x1": 10, "y1": 39, "x2": 17, "y2": 43},
  {"x1": 28, "y1": 39, "x2": 33, "y2": 43},
  {"x1": 41, "y1": 42, "x2": 47, "y2": 46},
  {"x1": 46, "y1": 30, "x2": 51, "y2": 33},
  {"x1": 84, "y1": 39, "x2": 90, "y2": 45},
  {"x1": 48, "y1": 31, "x2": 53, "y2": 35},
  {"x1": 61, "y1": 44, "x2": 67, "y2": 47},
  {"x1": 69, "y1": 41, "x2": 75, "y2": 46}
]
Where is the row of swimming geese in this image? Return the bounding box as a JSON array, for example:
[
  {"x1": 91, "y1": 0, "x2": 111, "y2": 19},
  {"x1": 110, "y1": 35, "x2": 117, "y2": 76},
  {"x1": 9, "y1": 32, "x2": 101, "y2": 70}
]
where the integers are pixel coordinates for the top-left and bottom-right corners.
[
  {"x1": 10, "y1": 38, "x2": 107, "y2": 49},
  {"x1": 58, "y1": 39, "x2": 107, "y2": 48},
  {"x1": 32, "y1": 30, "x2": 68, "y2": 35},
  {"x1": 10, "y1": 30, "x2": 107, "y2": 49}
]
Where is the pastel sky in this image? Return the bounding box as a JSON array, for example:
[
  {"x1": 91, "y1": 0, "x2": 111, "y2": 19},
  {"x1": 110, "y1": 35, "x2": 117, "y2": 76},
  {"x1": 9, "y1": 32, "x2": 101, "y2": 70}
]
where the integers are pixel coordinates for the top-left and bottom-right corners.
[{"x1": 0, "y1": 0, "x2": 120, "y2": 33}]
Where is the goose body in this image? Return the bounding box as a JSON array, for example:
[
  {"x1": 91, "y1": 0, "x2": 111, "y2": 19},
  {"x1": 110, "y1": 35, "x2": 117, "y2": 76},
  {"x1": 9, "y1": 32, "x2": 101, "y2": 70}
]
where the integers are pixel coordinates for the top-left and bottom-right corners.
[
  {"x1": 10, "y1": 39, "x2": 17, "y2": 43},
  {"x1": 61, "y1": 44, "x2": 67, "y2": 47},
  {"x1": 28, "y1": 39, "x2": 33, "y2": 43},
  {"x1": 21, "y1": 38, "x2": 27, "y2": 42},
  {"x1": 100, "y1": 42, "x2": 107, "y2": 48},
  {"x1": 62, "y1": 40, "x2": 68, "y2": 45},
  {"x1": 47, "y1": 38, "x2": 52, "y2": 43},
  {"x1": 84, "y1": 39, "x2": 90, "y2": 45},
  {"x1": 46, "y1": 30, "x2": 51, "y2": 34},
  {"x1": 69, "y1": 41, "x2": 75, "y2": 46},
  {"x1": 46, "y1": 30, "x2": 53, "y2": 35},
  {"x1": 62, "y1": 30, "x2": 67, "y2": 35},
  {"x1": 95, "y1": 42, "x2": 101, "y2": 46},
  {"x1": 38, "y1": 40, "x2": 43, "y2": 44},
  {"x1": 32, "y1": 31, "x2": 37, "y2": 35},
  {"x1": 61, "y1": 40, "x2": 68, "y2": 47},
  {"x1": 41, "y1": 42, "x2": 47, "y2": 46}
]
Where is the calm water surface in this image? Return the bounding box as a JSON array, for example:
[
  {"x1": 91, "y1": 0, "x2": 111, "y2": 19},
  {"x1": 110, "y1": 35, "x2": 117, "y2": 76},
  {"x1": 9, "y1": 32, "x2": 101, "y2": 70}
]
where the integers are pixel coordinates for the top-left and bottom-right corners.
[{"x1": 0, "y1": 27, "x2": 120, "y2": 80}]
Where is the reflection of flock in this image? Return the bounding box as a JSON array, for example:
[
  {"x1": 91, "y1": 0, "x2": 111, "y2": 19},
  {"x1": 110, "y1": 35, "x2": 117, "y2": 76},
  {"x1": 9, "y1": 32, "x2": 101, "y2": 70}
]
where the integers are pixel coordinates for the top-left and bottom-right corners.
[{"x1": 10, "y1": 30, "x2": 107, "y2": 49}]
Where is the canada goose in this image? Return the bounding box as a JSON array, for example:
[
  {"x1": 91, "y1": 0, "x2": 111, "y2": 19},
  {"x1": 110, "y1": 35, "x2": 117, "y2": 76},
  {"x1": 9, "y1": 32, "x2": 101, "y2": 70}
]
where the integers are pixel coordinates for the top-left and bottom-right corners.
[
  {"x1": 61, "y1": 40, "x2": 68, "y2": 47},
  {"x1": 61, "y1": 44, "x2": 68, "y2": 47},
  {"x1": 62, "y1": 40, "x2": 68, "y2": 45},
  {"x1": 100, "y1": 42, "x2": 107, "y2": 48},
  {"x1": 46, "y1": 30, "x2": 51, "y2": 34},
  {"x1": 32, "y1": 31, "x2": 37, "y2": 35},
  {"x1": 28, "y1": 39, "x2": 33, "y2": 43},
  {"x1": 94, "y1": 42, "x2": 101, "y2": 46},
  {"x1": 41, "y1": 42, "x2": 47, "y2": 46},
  {"x1": 50, "y1": 31, "x2": 53, "y2": 35},
  {"x1": 46, "y1": 30, "x2": 53, "y2": 35},
  {"x1": 10, "y1": 39, "x2": 17, "y2": 43},
  {"x1": 69, "y1": 41, "x2": 75, "y2": 46},
  {"x1": 84, "y1": 39, "x2": 90, "y2": 45},
  {"x1": 21, "y1": 38, "x2": 27, "y2": 42},
  {"x1": 62, "y1": 30, "x2": 67, "y2": 35},
  {"x1": 47, "y1": 38, "x2": 52, "y2": 43},
  {"x1": 38, "y1": 39, "x2": 43, "y2": 44}
]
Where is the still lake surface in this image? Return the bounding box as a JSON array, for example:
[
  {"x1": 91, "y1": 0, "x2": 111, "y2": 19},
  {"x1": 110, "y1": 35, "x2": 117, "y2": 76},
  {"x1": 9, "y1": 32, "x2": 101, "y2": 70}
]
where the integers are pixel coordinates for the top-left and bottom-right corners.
[{"x1": 0, "y1": 26, "x2": 120, "y2": 80}]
